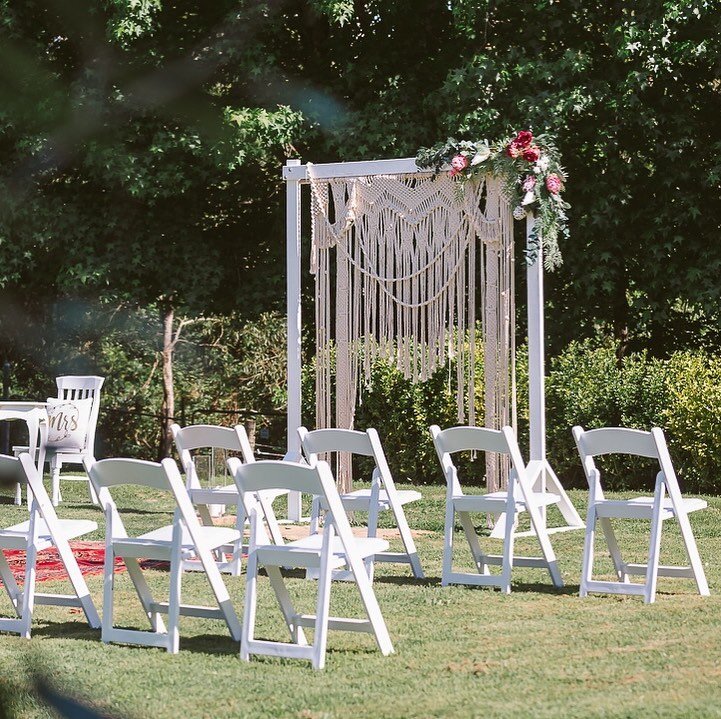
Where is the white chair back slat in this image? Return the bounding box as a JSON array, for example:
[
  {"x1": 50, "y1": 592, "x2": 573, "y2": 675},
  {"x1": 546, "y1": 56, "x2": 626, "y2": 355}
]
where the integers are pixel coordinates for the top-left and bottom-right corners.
[
  {"x1": 576, "y1": 427, "x2": 659, "y2": 459},
  {"x1": 430, "y1": 425, "x2": 509, "y2": 457},
  {"x1": 298, "y1": 427, "x2": 374, "y2": 458},
  {"x1": 234, "y1": 459, "x2": 325, "y2": 496},
  {"x1": 86, "y1": 457, "x2": 173, "y2": 492}
]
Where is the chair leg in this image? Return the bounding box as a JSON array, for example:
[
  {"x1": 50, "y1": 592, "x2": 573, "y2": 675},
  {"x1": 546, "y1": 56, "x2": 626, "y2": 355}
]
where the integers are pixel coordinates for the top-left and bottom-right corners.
[
  {"x1": 14, "y1": 482, "x2": 22, "y2": 506},
  {"x1": 500, "y1": 502, "x2": 515, "y2": 594},
  {"x1": 51, "y1": 458, "x2": 61, "y2": 506},
  {"x1": 675, "y1": 509, "x2": 710, "y2": 597},
  {"x1": 441, "y1": 498, "x2": 455, "y2": 586},
  {"x1": 167, "y1": 534, "x2": 183, "y2": 654},
  {"x1": 312, "y1": 528, "x2": 334, "y2": 670},
  {"x1": 0, "y1": 553, "x2": 23, "y2": 617},
  {"x1": 240, "y1": 549, "x2": 259, "y2": 662},
  {"x1": 102, "y1": 546, "x2": 116, "y2": 643},
  {"x1": 644, "y1": 481, "x2": 666, "y2": 604},
  {"x1": 599, "y1": 517, "x2": 627, "y2": 581},
  {"x1": 392, "y1": 504, "x2": 425, "y2": 579},
  {"x1": 20, "y1": 542, "x2": 38, "y2": 639},
  {"x1": 580, "y1": 505, "x2": 596, "y2": 598},
  {"x1": 458, "y1": 511, "x2": 489, "y2": 576},
  {"x1": 309, "y1": 497, "x2": 322, "y2": 535}
]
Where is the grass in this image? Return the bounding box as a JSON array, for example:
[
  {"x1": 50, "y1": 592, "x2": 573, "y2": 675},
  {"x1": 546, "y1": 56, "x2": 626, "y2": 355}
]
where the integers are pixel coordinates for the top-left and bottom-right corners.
[{"x1": 1, "y1": 474, "x2": 721, "y2": 719}]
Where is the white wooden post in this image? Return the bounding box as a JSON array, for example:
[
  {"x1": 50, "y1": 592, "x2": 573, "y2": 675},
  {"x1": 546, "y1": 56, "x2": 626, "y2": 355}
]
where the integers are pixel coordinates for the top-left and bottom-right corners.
[
  {"x1": 285, "y1": 158, "x2": 303, "y2": 520},
  {"x1": 526, "y1": 214, "x2": 546, "y2": 464}
]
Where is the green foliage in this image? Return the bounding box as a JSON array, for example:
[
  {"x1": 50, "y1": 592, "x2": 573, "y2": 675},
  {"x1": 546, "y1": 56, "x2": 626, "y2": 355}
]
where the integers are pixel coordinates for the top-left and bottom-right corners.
[{"x1": 546, "y1": 340, "x2": 721, "y2": 493}]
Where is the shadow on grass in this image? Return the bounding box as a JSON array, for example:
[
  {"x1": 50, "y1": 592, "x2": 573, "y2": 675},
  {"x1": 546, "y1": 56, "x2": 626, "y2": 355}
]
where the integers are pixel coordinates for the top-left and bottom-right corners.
[{"x1": 29, "y1": 620, "x2": 101, "y2": 642}]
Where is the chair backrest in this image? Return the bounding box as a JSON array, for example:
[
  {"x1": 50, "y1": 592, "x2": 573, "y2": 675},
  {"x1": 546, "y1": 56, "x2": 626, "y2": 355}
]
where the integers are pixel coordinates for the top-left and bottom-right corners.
[
  {"x1": 231, "y1": 459, "x2": 356, "y2": 549},
  {"x1": 85, "y1": 457, "x2": 198, "y2": 538},
  {"x1": 572, "y1": 426, "x2": 676, "y2": 497},
  {"x1": 430, "y1": 425, "x2": 522, "y2": 495},
  {"x1": 299, "y1": 427, "x2": 375, "y2": 458},
  {"x1": 171, "y1": 423, "x2": 254, "y2": 490},
  {"x1": 56, "y1": 375, "x2": 104, "y2": 455},
  {"x1": 298, "y1": 426, "x2": 395, "y2": 488}
]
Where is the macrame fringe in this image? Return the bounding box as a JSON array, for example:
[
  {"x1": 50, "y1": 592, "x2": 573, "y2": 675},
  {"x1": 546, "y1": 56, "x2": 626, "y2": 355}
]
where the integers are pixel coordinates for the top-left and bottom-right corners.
[{"x1": 309, "y1": 169, "x2": 515, "y2": 493}]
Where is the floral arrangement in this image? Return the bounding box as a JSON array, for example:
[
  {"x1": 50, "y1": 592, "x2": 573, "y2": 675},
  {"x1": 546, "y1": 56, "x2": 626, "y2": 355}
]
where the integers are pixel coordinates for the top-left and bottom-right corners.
[{"x1": 416, "y1": 130, "x2": 569, "y2": 269}]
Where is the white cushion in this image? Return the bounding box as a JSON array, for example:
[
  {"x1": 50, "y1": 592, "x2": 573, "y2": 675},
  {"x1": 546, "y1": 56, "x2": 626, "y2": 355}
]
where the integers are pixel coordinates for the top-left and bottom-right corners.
[{"x1": 45, "y1": 397, "x2": 93, "y2": 450}]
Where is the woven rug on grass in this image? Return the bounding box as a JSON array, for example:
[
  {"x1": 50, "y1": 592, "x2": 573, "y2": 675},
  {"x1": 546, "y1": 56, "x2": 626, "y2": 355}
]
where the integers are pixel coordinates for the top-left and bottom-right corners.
[{"x1": 0, "y1": 542, "x2": 168, "y2": 584}]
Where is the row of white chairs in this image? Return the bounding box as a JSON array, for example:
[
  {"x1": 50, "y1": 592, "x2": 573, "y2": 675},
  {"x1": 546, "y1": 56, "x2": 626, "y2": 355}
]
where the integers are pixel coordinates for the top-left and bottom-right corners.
[
  {"x1": 0, "y1": 421, "x2": 710, "y2": 671},
  {"x1": 432, "y1": 424, "x2": 709, "y2": 603}
]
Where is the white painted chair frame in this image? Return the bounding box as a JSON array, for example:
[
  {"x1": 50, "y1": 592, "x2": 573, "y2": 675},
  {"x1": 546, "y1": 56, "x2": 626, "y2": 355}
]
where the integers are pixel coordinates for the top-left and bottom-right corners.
[
  {"x1": 171, "y1": 423, "x2": 285, "y2": 576},
  {"x1": 84, "y1": 457, "x2": 241, "y2": 653},
  {"x1": 573, "y1": 426, "x2": 710, "y2": 604},
  {"x1": 0, "y1": 453, "x2": 100, "y2": 638},
  {"x1": 15, "y1": 375, "x2": 105, "y2": 506},
  {"x1": 298, "y1": 426, "x2": 424, "y2": 579},
  {"x1": 229, "y1": 458, "x2": 394, "y2": 670},
  {"x1": 431, "y1": 424, "x2": 563, "y2": 593}
]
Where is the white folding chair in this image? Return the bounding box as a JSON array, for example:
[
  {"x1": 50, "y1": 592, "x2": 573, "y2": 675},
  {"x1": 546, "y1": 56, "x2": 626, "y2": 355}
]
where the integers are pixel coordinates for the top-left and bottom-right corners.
[
  {"x1": 228, "y1": 458, "x2": 394, "y2": 670},
  {"x1": 171, "y1": 423, "x2": 285, "y2": 576},
  {"x1": 573, "y1": 426, "x2": 710, "y2": 603},
  {"x1": 14, "y1": 375, "x2": 104, "y2": 506},
  {"x1": 0, "y1": 453, "x2": 100, "y2": 638},
  {"x1": 84, "y1": 457, "x2": 241, "y2": 653},
  {"x1": 431, "y1": 424, "x2": 563, "y2": 593},
  {"x1": 298, "y1": 427, "x2": 424, "y2": 579}
]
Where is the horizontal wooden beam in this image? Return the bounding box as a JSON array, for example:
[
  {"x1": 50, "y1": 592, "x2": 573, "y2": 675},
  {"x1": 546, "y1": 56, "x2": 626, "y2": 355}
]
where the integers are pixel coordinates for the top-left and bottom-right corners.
[{"x1": 282, "y1": 157, "x2": 433, "y2": 182}]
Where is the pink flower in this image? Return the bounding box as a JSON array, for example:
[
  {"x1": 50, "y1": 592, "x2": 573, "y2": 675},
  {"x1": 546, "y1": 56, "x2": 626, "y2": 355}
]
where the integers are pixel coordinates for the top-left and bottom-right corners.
[
  {"x1": 522, "y1": 175, "x2": 536, "y2": 192},
  {"x1": 451, "y1": 154, "x2": 469, "y2": 171},
  {"x1": 513, "y1": 130, "x2": 534, "y2": 149},
  {"x1": 523, "y1": 145, "x2": 541, "y2": 163},
  {"x1": 506, "y1": 143, "x2": 521, "y2": 159},
  {"x1": 545, "y1": 173, "x2": 563, "y2": 194}
]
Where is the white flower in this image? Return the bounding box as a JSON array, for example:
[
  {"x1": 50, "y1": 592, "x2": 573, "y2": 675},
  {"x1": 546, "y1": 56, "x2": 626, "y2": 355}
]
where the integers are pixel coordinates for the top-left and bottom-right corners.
[
  {"x1": 471, "y1": 146, "x2": 491, "y2": 166},
  {"x1": 513, "y1": 205, "x2": 527, "y2": 220},
  {"x1": 536, "y1": 156, "x2": 550, "y2": 172},
  {"x1": 522, "y1": 191, "x2": 536, "y2": 206}
]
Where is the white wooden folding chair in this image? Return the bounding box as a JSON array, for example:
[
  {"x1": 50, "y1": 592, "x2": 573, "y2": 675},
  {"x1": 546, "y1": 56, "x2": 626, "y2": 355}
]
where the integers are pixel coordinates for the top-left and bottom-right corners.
[
  {"x1": 228, "y1": 458, "x2": 394, "y2": 670},
  {"x1": 84, "y1": 457, "x2": 241, "y2": 653},
  {"x1": 298, "y1": 427, "x2": 424, "y2": 579},
  {"x1": 171, "y1": 423, "x2": 285, "y2": 576},
  {"x1": 14, "y1": 376, "x2": 105, "y2": 506},
  {"x1": 0, "y1": 453, "x2": 100, "y2": 638},
  {"x1": 573, "y1": 426, "x2": 710, "y2": 603},
  {"x1": 430, "y1": 424, "x2": 563, "y2": 593}
]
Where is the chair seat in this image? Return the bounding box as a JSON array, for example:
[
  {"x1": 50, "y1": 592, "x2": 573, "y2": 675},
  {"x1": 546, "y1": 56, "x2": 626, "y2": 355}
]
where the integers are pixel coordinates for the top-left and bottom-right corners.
[
  {"x1": 256, "y1": 533, "x2": 389, "y2": 570},
  {"x1": 113, "y1": 524, "x2": 241, "y2": 561},
  {"x1": 453, "y1": 490, "x2": 561, "y2": 513},
  {"x1": 337, "y1": 488, "x2": 422, "y2": 512},
  {"x1": 0, "y1": 518, "x2": 97, "y2": 551},
  {"x1": 190, "y1": 484, "x2": 289, "y2": 506},
  {"x1": 594, "y1": 496, "x2": 708, "y2": 520}
]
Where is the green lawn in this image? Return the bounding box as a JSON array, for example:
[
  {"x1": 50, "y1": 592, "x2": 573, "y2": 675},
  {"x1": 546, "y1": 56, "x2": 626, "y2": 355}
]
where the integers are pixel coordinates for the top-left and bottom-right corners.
[{"x1": 1, "y1": 475, "x2": 720, "y2": 719}]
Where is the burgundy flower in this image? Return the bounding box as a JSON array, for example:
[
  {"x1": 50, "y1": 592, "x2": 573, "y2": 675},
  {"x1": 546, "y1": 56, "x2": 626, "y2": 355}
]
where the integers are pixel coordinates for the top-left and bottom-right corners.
[
  {"x1": 513, "y1": 130, "x2": 534, "y2": 149},
  {"x1": 523, "y1": 146, "x2": 541, "y2": 163}
]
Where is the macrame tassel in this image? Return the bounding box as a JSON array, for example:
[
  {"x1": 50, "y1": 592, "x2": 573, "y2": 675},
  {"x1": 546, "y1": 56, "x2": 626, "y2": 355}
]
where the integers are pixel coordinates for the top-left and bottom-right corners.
[{"x1": 309, "y1": 171, "x2": 516, "y2": 496}]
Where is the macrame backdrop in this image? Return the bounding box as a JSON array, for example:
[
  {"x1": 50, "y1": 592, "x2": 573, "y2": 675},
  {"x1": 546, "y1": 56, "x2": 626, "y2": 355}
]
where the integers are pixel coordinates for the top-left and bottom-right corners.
[{"x1": 309, "y1": 169, "x2": 516, "y2": 493}]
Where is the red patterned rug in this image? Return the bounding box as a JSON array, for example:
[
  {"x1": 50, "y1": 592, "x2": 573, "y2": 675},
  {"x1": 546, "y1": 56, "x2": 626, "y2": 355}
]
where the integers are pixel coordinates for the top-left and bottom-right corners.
[{"x1": 1, "y1": 542, "x2": 168, "y2": 584}]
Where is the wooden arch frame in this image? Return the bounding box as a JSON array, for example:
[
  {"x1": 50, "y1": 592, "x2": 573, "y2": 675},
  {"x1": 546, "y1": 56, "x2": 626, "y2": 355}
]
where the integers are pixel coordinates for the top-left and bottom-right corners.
[{"x1": 282, "y1": 156, "x2": 583, "y2": 535}]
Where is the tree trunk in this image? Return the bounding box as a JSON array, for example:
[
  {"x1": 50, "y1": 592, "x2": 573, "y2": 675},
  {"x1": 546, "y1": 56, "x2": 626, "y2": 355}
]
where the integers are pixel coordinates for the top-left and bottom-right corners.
[{"x1": 159, "y1": 305, "x2": 175, "y2": 460}]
